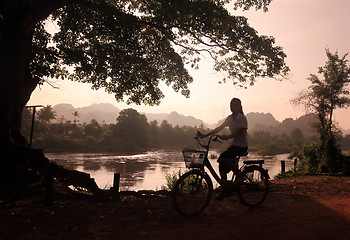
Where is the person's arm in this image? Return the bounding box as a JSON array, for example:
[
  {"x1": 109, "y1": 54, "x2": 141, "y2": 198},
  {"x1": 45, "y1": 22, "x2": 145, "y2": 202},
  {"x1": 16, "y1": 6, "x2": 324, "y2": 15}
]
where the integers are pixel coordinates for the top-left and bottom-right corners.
[{"x1": 198, "y1": 118, "x2": 227, "y2": 138}]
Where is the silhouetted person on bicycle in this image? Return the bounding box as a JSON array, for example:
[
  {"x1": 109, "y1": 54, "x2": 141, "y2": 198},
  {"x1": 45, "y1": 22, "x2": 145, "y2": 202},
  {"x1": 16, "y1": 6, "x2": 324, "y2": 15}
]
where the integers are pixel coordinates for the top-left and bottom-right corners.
[{"x1": 198, "y1": 97, "x2": 248, "y2": 200}]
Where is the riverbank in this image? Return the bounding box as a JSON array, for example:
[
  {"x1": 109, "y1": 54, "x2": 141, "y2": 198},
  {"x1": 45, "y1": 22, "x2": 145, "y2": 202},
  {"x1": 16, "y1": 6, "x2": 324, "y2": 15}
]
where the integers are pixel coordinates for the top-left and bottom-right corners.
[{"x1": 1, "y1": 175, "x2": 349, "y2": 240}]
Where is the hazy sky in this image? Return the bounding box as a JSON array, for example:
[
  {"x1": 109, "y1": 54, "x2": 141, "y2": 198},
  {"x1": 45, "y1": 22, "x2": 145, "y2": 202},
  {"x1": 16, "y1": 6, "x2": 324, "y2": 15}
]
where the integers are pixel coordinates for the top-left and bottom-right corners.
[{"x1": 28, "y1": 0, "x2": 350, "y2": 129}]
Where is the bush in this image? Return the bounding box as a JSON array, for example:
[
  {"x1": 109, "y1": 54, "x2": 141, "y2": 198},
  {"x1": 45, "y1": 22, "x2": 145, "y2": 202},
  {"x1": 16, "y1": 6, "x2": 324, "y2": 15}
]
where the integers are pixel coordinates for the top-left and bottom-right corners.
[
  {"x1": 161, "y1": 170, "x2": 184, "y2": 191},
  {"x1": 289, "y1": 142, "x2": 321, "y2": 174},
  {"x1": 289, "y1": 137, "x2": 345, "y2": 174}
]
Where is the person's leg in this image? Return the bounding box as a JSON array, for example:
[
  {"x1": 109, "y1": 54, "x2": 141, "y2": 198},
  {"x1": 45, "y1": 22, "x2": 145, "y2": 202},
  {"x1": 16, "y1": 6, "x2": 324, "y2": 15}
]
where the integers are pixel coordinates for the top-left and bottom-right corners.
[
  {"x1": 215, "y1": 153, "x2": 231, "y2": 200},
  {"x1": 219, "y1": 163, "x2": 229, "y2": 181},
  {"x1": 232, "y1": 161, "x2": 244, "y2": 184},
  {"x1": 215, "y1": 147, "x2": 247, "y2": 200},
  {"x1": 224, "y1": 146, "x2": 247, "y2": 185},
  {"x1": 217, "y1": 152, "x2": 230, "y2": 181},
  {"x1": 222, "y1": 158, "x2": 242, "y2": 184}
]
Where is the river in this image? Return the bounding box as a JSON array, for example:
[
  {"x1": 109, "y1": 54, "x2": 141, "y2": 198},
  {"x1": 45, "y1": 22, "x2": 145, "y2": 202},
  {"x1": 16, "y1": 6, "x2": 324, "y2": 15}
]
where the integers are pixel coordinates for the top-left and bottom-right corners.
[{"x1": 46, "y1": 150, "x2": 294, "y2": 191}]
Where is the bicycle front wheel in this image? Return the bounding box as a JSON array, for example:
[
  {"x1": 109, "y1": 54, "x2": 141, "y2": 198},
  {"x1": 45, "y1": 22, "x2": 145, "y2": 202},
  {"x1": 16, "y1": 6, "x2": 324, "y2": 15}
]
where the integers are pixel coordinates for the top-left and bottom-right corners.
[
  {"x1": 172, "y1": 170, "x2": 213, "y2": 216},
  {"x1": 237, "y1": 165, "x2": 269, "y2": 207}
]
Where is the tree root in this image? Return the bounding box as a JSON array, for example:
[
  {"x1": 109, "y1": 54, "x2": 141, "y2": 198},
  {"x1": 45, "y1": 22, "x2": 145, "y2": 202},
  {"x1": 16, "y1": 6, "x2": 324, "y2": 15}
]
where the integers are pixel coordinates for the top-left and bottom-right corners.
[{"x1": 29, "y1": 148, "x2": 107, "y2": 200}]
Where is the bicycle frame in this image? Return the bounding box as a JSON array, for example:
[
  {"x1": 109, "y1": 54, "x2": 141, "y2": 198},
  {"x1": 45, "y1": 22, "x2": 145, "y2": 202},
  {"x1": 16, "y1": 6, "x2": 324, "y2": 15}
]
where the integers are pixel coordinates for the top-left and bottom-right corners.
[
  {"x1": 194, "y1": 135, "x2": 233, "y2": 186},
  {"x1": 194, "y1": 135, "x2": 268, "y2": 185}
]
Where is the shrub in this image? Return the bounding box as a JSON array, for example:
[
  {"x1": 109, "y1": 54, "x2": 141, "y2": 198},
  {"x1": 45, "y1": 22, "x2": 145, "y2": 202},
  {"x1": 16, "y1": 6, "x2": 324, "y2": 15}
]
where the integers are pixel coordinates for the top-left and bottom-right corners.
[
  {"x1": 289, "y1": 142, "x2": 321, "y2": 174},
  {"x1": 161, "y1": 170, "x2": 184, "y2": 191}
]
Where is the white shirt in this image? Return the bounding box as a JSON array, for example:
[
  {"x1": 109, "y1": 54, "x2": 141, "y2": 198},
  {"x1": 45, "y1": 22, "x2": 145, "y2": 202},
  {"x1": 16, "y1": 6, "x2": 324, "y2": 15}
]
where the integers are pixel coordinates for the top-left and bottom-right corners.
[{"x1": 223, "y1": 113, "x2": 248, "y2": 148}]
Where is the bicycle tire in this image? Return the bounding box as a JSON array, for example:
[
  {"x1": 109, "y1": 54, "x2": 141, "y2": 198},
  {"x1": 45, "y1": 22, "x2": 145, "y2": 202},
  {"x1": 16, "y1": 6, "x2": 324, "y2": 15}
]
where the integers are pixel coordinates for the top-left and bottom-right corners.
[
  {"x1": 237, "y1": 165, "x2": 269, "y2": 207},
  {"x1": 172, "y1": 170, "x2": 213, "y2": 216}
]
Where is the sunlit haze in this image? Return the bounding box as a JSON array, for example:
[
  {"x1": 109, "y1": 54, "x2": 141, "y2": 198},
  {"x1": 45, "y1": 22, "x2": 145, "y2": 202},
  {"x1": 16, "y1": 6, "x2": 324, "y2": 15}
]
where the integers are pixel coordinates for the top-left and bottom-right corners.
[{"x1": 28, "y1": 0, "x2": 350, "y2": 130}]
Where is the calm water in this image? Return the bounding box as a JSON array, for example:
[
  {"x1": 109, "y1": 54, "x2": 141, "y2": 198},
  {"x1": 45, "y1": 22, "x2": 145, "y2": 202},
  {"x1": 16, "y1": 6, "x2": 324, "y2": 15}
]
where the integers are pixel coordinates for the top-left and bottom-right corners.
[{"x1": 46, "y1": 151, "x2": 294, "y2": 191}]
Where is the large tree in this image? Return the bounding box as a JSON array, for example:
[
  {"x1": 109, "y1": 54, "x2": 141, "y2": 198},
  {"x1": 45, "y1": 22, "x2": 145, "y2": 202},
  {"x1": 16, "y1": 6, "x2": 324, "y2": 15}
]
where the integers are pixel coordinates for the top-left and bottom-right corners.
[
  {"x1": 292, "y1": 49, "x2": 350, "y2": 172},
  {"x1": 0, "y1": 0, "x2": 288, "y2": 187},
  {"x1": 113, "y1": 108, "x2": 150, "y2": 150}
]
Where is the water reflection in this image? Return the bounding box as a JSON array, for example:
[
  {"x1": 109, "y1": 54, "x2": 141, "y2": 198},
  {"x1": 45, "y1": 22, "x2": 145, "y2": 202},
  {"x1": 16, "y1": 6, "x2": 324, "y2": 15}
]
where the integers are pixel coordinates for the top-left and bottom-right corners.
[{"x1": 46, "y1": 151, "x2": 294, "y2": 191}]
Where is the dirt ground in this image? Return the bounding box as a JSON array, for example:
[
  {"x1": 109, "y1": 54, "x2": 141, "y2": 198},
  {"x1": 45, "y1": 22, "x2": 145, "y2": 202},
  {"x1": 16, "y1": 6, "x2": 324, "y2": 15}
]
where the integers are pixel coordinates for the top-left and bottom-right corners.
[{"x1": 1, "y1": 175, "x2": 350, "y2": 240}]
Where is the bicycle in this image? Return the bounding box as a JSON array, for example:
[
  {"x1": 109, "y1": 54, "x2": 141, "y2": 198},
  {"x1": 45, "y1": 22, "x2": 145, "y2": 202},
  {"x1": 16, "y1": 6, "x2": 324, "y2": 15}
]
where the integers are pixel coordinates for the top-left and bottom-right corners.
[{"x1": 172, "y1": 134, "x2": 270, "y2": 216}]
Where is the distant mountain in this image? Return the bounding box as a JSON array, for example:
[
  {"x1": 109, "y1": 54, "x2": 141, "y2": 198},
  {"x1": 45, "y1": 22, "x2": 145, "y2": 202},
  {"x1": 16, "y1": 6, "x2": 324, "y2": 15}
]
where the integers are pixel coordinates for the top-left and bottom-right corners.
[
  {"x1": 52, "y1": 103, "x2": 204, "y2": 127},
  {"x1": 208, "y1": 112, "x2": 318, "y2": 138},
  {"x1": 144, "y1": 111, "x2": 205, "y2": 127},
  {"x1": 75, "y1": 103, "x2": 120, "y2": 123},
  {"x1": 143, "y1": 113, "x2": 169, "y2": 123},
  {"x1": 53, "y1": 104, "x2": 75, "y2": 120},
  {"x1": 341, "y1": 128, "x2": 350, "y2": 136},
  {"x1": 209, "y1": 112, "x2": 279, "y2": 131},
  {"x1": 274, "y1": 114, "x2": 318, "y2": 137},
  {"x1": 246, "y1": 112, "x2": 280, "y2": 131},
  {"x1": 166, "y1": 111, "x2": 205, "y2": 127},
  {"x1": 247, "y1": 112, "x2": 317, "y2": 137},
  {"x1": 53, "y1": 103, "x2": 120, "y2": 124},
  {"x1": 79, "y1": 103, "x2": 120, "y2": 113}
]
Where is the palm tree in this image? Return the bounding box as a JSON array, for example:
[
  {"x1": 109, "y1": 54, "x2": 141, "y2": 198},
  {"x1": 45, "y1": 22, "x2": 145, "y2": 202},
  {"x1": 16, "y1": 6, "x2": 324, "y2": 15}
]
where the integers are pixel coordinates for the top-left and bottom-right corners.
[
  {"x1": 72, "y1": 111, "x2": 80, "y2": 125},
  {"x1": 37, "y1": 105, "x2": 57, "y2": 124}
]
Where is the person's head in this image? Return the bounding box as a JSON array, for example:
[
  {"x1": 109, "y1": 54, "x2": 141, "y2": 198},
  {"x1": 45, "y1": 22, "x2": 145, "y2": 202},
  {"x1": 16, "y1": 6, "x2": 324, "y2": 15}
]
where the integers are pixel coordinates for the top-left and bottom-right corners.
[{"x1": 230, "y1": 98, "x2": 243, "y2": 114}]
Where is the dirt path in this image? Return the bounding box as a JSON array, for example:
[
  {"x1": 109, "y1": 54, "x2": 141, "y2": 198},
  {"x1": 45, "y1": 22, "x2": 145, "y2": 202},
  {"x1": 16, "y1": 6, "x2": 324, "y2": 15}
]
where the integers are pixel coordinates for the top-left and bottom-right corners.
[{"x1": 1, "y1": 176, "x2": 350, "y2": 240}]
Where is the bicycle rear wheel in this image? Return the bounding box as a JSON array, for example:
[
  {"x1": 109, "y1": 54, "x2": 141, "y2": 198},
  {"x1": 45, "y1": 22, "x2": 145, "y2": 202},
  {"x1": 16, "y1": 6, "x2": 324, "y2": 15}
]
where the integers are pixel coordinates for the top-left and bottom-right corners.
[
  {"x1": 172, "y1": 170, "x2": 213, "y2": 216},
  {"x1": 237, "y1": 165, "x2": 269, "y2": 207}
]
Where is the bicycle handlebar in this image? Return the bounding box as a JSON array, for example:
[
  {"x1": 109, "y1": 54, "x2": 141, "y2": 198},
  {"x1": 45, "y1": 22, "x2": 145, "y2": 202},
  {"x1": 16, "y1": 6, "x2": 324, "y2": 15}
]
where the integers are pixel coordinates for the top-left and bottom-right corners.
[{"x1": 195, "y1": 132, "x2": 226, "y2": 150}]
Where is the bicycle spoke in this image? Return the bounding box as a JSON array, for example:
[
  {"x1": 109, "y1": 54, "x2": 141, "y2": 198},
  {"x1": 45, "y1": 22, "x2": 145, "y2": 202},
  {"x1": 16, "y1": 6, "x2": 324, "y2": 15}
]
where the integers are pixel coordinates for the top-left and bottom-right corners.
[
  {"x1": 172, "y1": 171, "x2": 212, "y2": 216},
  {"x1": 238, "y1": 166, "x2": 269, "y2": 207}
]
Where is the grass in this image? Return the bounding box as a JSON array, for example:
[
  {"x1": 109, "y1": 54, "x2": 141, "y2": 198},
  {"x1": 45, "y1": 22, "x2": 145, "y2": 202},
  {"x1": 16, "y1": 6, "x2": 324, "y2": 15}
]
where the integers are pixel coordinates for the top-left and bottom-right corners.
[{"x1": 274, "y1": 169, "x2": 299, "y2": 179}]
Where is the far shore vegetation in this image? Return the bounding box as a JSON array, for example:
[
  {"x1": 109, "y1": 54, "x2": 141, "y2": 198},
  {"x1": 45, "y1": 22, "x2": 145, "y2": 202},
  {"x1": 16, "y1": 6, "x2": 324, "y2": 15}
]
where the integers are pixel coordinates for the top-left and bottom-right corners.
[{"x1": 24, "y1": 106, "x2": 350, "y2": 164}]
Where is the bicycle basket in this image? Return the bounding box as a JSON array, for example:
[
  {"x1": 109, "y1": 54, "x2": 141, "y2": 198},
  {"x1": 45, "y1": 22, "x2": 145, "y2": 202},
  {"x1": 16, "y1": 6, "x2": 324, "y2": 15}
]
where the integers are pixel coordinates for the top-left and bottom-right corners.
[{"x1": 182, "y1": 148, "x2": 206, "y2": 168}]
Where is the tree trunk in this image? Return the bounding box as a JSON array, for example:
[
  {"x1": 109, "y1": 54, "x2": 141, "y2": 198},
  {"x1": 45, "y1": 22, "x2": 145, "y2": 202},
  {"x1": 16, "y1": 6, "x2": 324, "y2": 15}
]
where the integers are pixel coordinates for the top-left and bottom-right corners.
[
  {"x1": 0, "y1": 1, "x2": 105, "y2": 198},
  {"x1": 0, "y1": 14, "x2": 39, "y2": 192},
  {"x1": 0, "y1": 15, "x2": 104, "y2": 198}
]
